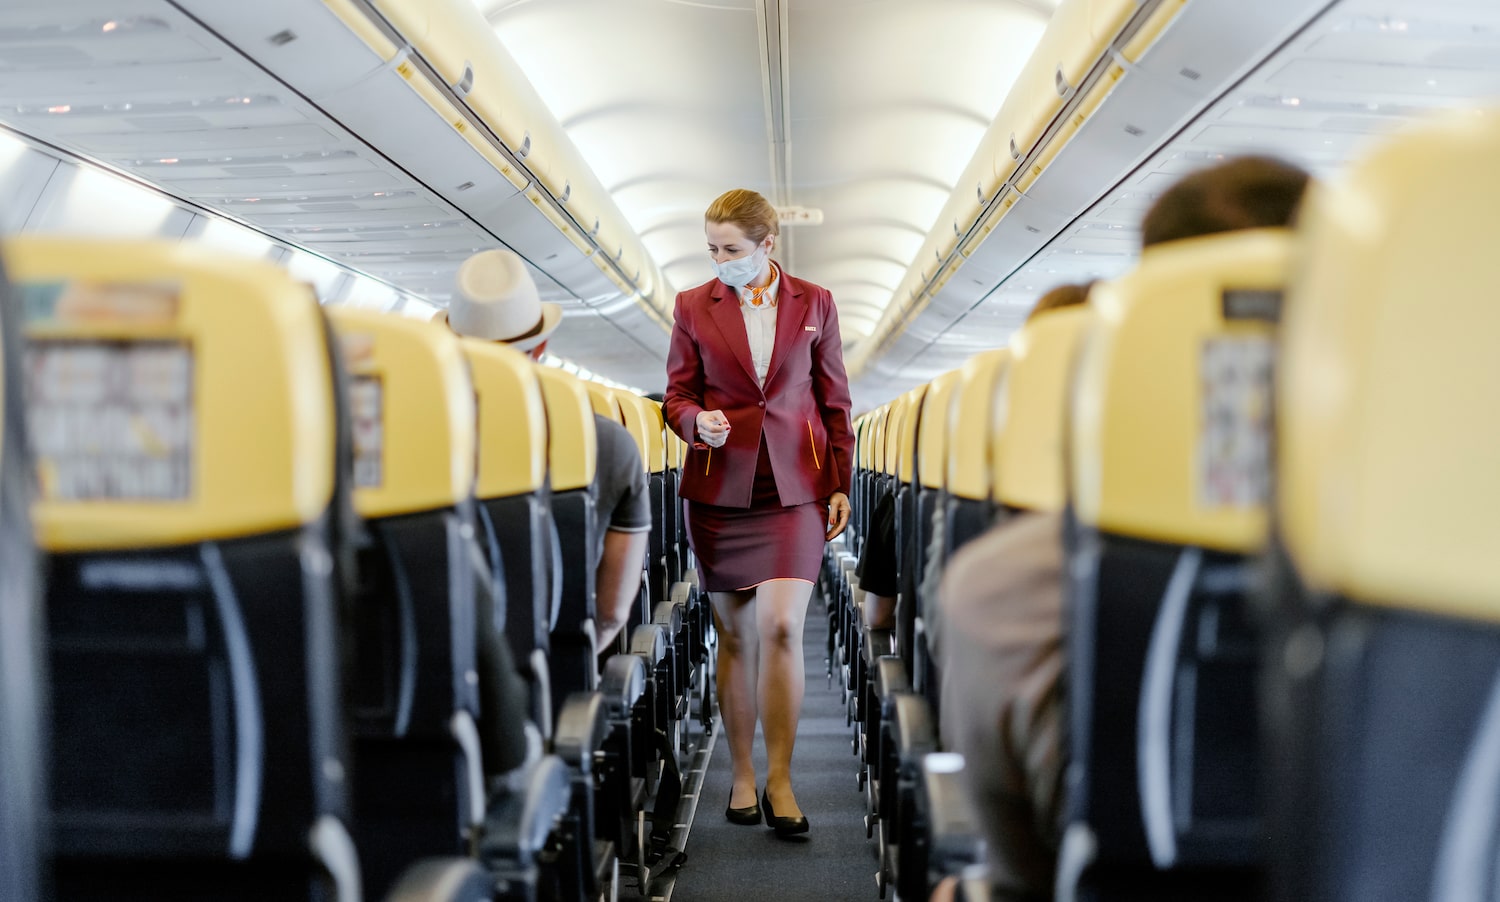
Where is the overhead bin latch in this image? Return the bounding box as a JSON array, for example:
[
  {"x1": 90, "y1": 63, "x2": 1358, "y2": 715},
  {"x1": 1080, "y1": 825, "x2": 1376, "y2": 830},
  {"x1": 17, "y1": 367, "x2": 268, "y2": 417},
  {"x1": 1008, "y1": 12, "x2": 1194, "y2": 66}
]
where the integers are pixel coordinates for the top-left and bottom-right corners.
[
  {"x1": 452, "y1": 61, "x2": 475, "y2": 98},
  {"x1": 1055, "y1": 63, "x2": 1072, "y2": 97}
]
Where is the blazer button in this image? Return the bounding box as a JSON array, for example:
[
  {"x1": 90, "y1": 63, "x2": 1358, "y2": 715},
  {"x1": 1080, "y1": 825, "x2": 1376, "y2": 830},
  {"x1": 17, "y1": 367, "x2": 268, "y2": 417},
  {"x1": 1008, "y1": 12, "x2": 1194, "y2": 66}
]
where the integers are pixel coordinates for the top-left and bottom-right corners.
[{"x1": 758, "y1": 401, "x2": 765, "y2": 407}]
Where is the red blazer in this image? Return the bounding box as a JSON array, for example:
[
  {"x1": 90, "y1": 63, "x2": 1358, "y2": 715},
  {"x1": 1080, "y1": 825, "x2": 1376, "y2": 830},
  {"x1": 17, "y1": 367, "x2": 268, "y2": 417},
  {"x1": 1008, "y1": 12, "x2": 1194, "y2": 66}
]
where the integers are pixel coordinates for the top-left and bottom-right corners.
[{"x1": 664, "y1": 269, "x2": 854, "y2": 508}]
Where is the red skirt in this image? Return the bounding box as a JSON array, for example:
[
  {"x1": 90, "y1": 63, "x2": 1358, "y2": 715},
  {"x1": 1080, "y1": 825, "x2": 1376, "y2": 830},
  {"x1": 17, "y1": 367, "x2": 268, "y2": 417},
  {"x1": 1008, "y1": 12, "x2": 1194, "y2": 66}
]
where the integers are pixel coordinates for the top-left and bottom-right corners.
[{"x1": 686, "y1": 439, "x2": 827, "y2": 592}]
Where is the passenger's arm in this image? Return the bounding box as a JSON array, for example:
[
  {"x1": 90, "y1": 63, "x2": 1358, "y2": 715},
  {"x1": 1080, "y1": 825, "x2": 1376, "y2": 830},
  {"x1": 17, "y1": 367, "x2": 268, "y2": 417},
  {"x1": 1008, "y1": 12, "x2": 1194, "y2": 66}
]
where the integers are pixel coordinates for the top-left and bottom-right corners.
[{"x1": 595, "y1": 528, "x2": 650, "y2": 651}]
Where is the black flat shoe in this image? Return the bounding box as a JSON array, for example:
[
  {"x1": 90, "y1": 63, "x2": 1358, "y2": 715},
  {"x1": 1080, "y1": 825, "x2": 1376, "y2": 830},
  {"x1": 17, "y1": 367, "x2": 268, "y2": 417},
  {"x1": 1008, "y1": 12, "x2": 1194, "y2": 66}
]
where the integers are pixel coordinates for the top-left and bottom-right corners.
[
  {"x1": 761, "y1": 788, "x2": 809, "y2": 836},
  {"x1": 725, "y1": 788, "x2": 761, "y2": 826}
]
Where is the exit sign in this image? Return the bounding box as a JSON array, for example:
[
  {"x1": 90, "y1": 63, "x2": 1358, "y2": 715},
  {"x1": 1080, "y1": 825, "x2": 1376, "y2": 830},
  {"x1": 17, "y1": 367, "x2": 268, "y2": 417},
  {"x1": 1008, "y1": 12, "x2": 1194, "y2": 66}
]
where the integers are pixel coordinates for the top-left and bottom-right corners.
[{"x1": 776, "y1": 206, "x2": 824, "y2": 226}]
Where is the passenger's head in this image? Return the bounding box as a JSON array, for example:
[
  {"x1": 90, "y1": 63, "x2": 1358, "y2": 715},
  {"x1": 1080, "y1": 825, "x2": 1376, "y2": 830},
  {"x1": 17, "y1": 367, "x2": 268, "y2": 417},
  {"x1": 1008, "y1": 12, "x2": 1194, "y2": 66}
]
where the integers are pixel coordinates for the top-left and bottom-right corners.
[
  {"x1": 1140, "y1": 156, "x2": 1311, "y2": 249},
  {"x1": 1026, "y1": 282, "x2": 1094, "y2": 324},
  {"x1": 440, "y1": 248, "x2": 562, "y2": 360},
  {"x1": 705, "y1": 188, "x2": 778, "y2": 267}
]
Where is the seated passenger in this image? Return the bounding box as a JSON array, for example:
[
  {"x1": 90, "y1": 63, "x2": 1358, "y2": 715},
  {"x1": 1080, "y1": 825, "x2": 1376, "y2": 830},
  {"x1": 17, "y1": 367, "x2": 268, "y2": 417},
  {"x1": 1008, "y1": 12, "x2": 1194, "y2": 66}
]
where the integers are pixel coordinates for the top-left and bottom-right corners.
[
  {"x1": 442, "y1": 249, "x2": 652, "y2": 653},
  {"x1": 932, "y1": 156, "x2": 1311, "y2": 902}
]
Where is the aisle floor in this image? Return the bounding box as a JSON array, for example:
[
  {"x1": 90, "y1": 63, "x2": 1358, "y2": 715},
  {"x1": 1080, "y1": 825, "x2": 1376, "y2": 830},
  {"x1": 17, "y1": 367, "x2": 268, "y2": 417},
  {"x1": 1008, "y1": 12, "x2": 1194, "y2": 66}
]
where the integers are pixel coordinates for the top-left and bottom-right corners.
[{"x1": 667, "y1": 594, "x2": 878, "y2": 901}]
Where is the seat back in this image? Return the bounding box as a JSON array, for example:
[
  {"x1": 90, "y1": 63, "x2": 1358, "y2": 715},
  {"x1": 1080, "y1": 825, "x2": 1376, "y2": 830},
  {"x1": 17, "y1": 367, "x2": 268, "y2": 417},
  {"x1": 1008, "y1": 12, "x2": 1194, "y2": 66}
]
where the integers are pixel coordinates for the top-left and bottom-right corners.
[
  {"x1": 944, "y1": 348, "x2": 1009, "y2": 550},
  {"x1": 911, "y1": 369, "x2": 961, "y2": 695},
  {"x1": 620, "y1": 394, "x2": 668, "y2": 607},
  {"x1": 326, "y1": 307, "x2": 486, "y2": 897},
  {"x1": 467, "y1": 339, "x2": 559, "y2": 739},
  {"x1": 1268, "y1": 111, "x2": 1500, "y2": 902},
  {"x1": 1064, "y1": 228, "x2": 1291, "y2": 890},
  {"x1": 0, "y1": 256, "x2": 46, "y2": 902},
  {"x1": 534, "y1": 367, "x2": 601, "y2": 710},
  {"x1": 11, "y1": 238, "x2": 352, "y2": 900},
  {"x1": 992, "y1": 306, "x2": 1091, "y2": 515},
  {"x1": 893, "y1": 383, "x2": 927, "y2": 664}
]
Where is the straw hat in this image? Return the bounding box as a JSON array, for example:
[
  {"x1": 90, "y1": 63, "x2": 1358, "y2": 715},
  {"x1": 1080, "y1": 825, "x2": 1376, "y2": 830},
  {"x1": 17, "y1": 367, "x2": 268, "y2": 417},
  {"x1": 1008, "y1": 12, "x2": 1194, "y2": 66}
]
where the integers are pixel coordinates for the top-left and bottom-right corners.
[{"x1": 439, "y1": 248, "x2": 562, "y2": 351}]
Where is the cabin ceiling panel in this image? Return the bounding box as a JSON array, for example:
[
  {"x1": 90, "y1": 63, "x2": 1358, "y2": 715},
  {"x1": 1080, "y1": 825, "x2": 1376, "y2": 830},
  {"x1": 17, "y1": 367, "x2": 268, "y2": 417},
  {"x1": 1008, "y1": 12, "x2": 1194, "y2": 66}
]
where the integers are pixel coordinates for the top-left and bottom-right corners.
[{"x1": 479, "y1": 0, "x2": 1058, "y2": 353}]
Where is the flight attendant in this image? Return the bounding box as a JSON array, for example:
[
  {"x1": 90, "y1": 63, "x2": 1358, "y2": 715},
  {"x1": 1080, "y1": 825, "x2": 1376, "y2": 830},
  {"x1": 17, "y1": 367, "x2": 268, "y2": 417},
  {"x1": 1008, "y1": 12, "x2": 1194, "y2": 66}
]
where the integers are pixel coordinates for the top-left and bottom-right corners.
[{"x1": 664, "y1": 188, "x2": 854, "y2": 836}]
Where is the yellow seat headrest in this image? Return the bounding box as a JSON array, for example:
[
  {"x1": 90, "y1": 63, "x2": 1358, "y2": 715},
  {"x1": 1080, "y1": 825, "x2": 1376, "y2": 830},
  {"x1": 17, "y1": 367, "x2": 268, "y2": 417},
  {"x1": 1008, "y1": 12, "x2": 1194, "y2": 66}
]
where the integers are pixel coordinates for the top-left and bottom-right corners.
[
  {"x1": 615, "y1": 393, "x2": 660, "y2": 474},
  {"x1": 883, "y1": 396, "x2": 909, "y2": 479},
  {"x1": 535, "y1": 367, "x2": 598, "y2": 492},
  {"x1": 897, "y1": 384, "x2": 928, "y2": 485},
  {"x1": 947, "y1": 348, "x2": 1010, "y2": 502},
  {"x1": 8, "y1": 239, "x2": 336, "y2": 552},
  {"x1": 993, "y1": 306, "x2": 1092, "y2": 513},
  {"x1": 586, "y1": 382, "x2": 623, "y2": 424},
  {"x1": 328, "y1": 307, "x2": 477, "y2": 519},
  {"x1": 1279, "y1": 110, "x2": 1500, "y2": 620},
  {"x1": 917, "y1": 369, "x2": 963, "y2": 491},
  {"x1": 462, "y1": 338, "x2": 547, "y2": 499},
  {"x1": 1070, "y1": 228, "x2": 1292, "y2": 552}
]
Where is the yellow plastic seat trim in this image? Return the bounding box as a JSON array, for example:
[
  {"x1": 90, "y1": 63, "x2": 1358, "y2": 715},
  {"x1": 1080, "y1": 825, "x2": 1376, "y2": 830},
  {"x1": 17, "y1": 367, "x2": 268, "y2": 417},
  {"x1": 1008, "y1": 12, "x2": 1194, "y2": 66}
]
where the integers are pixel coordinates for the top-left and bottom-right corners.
[
  {"x1": 328, "y1": 307, "x2": 476, "y2": 519},
  {"x1": 10, "y1": 239, "x2": 335, "y2": 552},
  {"x1": 586, "y1": 382, "x2": 623, "y2": 424},
  {"x1": 917, "y1": 370, "x2": 963, "y2": 491},
  {"x1": 994, "y1": 306, "x2": 1092, "y2": 513},
  {"x1": 947, "y1": 349, "x2": 1010, "y2": 502},
  {"x1": 615, "y1": 393, "x2": 657, "y2": 474},
  {"x1": 462, "y1": 338, "x2": 547, "y2": 499},
  {"x1": 1279, "y1": 111, "x2": 1500, "y2": 620},
  {"x1": 1070, "y1": 229, "x2": 1290, "y2": 553},
  {"x1": 883, "y1": 395, "x2": 908, "y2": 479},
  {"x1": 897, "y1": 384, "x2": 928, "y2": 486},
  {"x1": 535, "y1": 367, "x2": 597, "y2": 493},
  {"x1": 639, "y1": 398, "x2": 668, "y2": 475}
]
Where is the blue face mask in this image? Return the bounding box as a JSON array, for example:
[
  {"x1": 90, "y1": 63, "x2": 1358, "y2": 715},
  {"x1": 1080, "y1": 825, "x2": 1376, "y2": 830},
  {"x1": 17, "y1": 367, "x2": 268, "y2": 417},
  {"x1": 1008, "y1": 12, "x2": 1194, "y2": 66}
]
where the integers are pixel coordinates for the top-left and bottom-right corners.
[{"x1": 711, "y1": 242, "x2": 769, "y2": 289}]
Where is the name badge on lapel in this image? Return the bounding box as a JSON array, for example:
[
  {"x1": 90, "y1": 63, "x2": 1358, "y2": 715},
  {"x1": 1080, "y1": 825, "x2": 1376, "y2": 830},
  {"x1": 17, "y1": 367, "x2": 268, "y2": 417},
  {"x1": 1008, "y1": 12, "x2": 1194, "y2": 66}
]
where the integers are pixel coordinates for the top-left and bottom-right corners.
[{"x1": 804, "y1": 325, "x2": 817, "y2": 332}]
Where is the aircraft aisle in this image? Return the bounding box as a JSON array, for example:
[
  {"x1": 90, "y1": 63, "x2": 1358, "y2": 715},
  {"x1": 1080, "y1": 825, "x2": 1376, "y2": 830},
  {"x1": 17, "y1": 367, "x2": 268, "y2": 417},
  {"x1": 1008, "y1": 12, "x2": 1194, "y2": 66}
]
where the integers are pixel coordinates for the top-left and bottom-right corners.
[{"x1": 662, "y1": 595, "x2": 874, "y2": 902}]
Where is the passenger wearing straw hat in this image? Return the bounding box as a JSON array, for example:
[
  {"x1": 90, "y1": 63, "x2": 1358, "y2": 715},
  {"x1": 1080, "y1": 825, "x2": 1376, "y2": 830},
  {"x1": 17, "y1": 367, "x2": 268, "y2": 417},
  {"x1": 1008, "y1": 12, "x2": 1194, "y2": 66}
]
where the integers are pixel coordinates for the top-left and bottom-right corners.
[{"x1": 442, "y1": 248, "x2": 651, "y2": 652}]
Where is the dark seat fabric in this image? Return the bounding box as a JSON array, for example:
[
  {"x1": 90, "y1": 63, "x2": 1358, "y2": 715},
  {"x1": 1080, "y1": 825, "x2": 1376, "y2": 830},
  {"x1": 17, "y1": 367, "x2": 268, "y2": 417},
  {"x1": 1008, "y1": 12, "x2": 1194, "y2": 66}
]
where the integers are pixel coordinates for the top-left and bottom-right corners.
[
  {"x1": 549, "y1": 486, "x2": 599, "y2": 710},
  {"x1": 47, "y1": 529, "x2": 351, "y2": 898},
  {"x1": 479, "y1": 492, "x2": 560, "y2": 735},
  {"x1": 1065, "y1": 528, "x2": 1261, "y2": 899}
]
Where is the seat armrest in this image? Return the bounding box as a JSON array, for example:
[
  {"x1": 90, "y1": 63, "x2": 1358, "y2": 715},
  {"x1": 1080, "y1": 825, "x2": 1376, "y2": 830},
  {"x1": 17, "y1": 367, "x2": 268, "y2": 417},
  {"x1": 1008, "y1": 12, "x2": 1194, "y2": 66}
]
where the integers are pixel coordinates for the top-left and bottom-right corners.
[
  {"x1": 865, "y1": 628, "x2": 895, "y2": 664},
  {"x1": 876, "y1": 655, "x2": 910, "y2": 700},
  {"x1": 481, "y1": 754, "x2": 572, "y2": 863},
  {"x1": 652, "y1": 601, "x2": 683, "y2": 633},
  {"x1": 923, "y1": 752, "x2": 985, "y2": 873},
  {"x1": 892, "y1": 691, "x2": 936, "y2": 757},
  {"x1": 629, "y1": 624, "x2": 668, "y2": 664},
  {"x1": 670, "y1": 581, "x2": 693, "y2": 606},
  {"x1": 600, "y1": 653, "x2": 647, "y2": 716},
  {"x1": 384, "y1": 857, "x2": 491, "y2": 902},
  {"x1": 554, "y1": 691, "x2": 610, "y2": 767}
]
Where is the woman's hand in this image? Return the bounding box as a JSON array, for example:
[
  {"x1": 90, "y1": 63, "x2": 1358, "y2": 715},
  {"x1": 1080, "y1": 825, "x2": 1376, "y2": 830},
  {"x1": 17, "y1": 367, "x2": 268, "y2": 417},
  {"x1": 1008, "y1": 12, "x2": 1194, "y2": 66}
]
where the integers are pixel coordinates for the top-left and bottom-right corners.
[
  {"x1": 695, "y1": 409, "x2": 731, "y2": 448},
  {"x1": 825, "y1": 492, "x2": 851, "y2": 541}
]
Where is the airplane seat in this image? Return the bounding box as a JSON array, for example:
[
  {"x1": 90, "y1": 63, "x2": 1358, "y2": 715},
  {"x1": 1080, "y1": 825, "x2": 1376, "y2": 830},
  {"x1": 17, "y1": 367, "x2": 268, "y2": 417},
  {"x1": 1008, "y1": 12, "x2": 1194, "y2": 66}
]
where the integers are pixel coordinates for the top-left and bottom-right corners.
[
  {"x1": 329, "y1": 308, "x2": 567, "y2": 900},
  {"x1": 933, "y1": 349, "x2": 1011, "y2": 714},
  {"x1": 0, "y1": 256, "x2": 47, "y2": 902},
  {"x1": 1060, "y1": 229, "x2": 1293, "y2": 901},
  {"x1": 545, "y1": 372, "x2": 677, "y2": 892},
  {"x1": 473, "y1": 360, "x2": 562, "y2": 742},
  {"x1": 12, "y1": 239, "x2": 486, "y2": 901},
  {"x1": 1261, "y1": 111, "x2": 1500, "y2": 902},
  {"x1": 918, "y1": 305, "x2": 1093, "y2": 898},
  {"x1": 621, "y1": 394, "x2": 693, "y2": 729},
  {"x1": 908, "y1": 369, "x2": 962, "y2": 703}
]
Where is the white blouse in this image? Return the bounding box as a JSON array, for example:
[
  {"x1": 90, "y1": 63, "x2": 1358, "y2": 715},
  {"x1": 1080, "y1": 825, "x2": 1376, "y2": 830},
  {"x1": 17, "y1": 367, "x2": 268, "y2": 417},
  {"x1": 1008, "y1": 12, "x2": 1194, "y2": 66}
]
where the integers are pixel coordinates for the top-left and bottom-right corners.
[{"x1": 737, "y1": 262, "x2": 781, "y2": 388}]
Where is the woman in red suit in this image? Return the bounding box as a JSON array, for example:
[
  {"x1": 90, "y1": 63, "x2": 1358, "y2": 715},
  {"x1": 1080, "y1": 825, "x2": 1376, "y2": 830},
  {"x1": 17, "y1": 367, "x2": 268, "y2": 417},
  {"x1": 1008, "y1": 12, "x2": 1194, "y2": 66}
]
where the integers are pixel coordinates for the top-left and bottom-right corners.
[{"x1": 665, "y1": 188, "x2": 854, "y2": 836}]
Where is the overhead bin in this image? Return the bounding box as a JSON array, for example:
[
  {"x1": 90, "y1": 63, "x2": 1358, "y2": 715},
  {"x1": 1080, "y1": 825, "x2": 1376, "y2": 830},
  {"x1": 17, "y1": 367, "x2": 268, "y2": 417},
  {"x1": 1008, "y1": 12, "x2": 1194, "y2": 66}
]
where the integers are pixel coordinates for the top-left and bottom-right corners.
[
  {"x1": 851, "y1": 0, "x2": 1327, "y2": 383},
  {"x1": 151, "y1": 0, "x2": 673, "y2": 352}
]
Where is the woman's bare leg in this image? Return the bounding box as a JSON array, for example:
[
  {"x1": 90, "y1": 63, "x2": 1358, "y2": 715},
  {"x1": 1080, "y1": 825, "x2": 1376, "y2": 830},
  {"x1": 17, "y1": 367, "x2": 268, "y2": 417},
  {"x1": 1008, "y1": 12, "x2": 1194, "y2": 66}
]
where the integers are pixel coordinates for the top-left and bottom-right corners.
[
  {"x1": 711, "y1": 589, "x2": 759, "y2": 808},
  {"x1": 755, "y1": 578, "x2": 814, "y2": 818}
]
